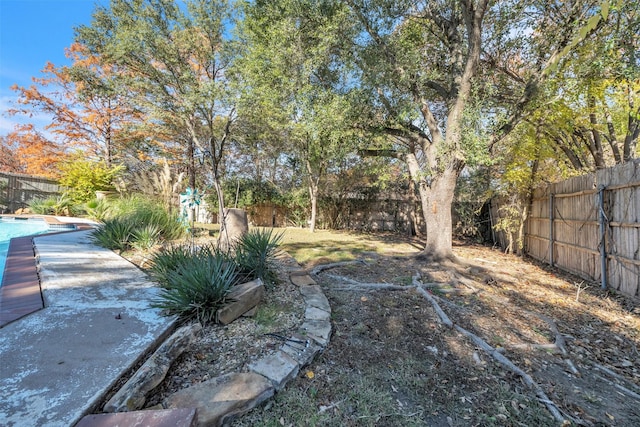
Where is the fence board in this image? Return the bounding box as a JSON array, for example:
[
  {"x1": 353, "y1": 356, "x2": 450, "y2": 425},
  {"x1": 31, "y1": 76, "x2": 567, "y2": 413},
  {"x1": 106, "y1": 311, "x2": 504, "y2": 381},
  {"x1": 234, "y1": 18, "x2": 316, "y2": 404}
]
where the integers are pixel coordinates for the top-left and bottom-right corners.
[
  {"x1": 503, "y1": 159, "x2": 640, "y2": 298},
  {"x1": 0, "y1": 172, "x2": 61, "y2": 213}
]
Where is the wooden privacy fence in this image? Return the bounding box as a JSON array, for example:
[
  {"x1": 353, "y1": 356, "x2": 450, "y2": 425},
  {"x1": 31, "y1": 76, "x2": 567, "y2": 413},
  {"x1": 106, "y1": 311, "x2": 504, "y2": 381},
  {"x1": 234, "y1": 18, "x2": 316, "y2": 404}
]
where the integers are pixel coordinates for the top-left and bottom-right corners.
[
  {"x1": 0, "y1": 171, "x2": 61, "y2": 213},
  {"x1": 524, "y1": 159, "x2": 640, "y2": 298}
]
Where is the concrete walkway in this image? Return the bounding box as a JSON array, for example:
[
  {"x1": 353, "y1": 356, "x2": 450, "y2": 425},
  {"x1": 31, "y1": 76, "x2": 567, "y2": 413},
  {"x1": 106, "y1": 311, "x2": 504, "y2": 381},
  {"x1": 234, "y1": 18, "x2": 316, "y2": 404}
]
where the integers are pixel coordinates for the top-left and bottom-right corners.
[{"x1": 0, "y1": 230, "x2": 176, "y2": 427}]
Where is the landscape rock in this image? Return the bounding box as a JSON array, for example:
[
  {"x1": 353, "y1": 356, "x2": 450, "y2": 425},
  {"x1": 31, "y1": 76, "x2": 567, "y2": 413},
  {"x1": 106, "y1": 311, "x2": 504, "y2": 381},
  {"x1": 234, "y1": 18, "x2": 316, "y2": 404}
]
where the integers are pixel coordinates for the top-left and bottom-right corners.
[
  {"x1": 104, "y1": 323, "x2": 202, "y2": 412},
  {"x1": 76, "y1": 408, "x2": 197, "y2": 427},
  {"x1": 290, "y1": 272, "x2": 316, "y2": 286},
  {"x1": 248, "y1": 350, "x2": 299, "y2": 390},
  {"x1": 300, "y1": 319, "x2": 332, "y2": 346},
  {"x1": 300, "y1": 285, "x2": 330, "y2": 311},
  {"x1": 164, "y1": 372, "x2": 274, "y2": 427},
  {"x1": 304, "y1": 306, "x2": 331, "y2": 321},
  {"x1": 279, "y1": 334, "x2": 322, "y2": 367},
  {"x1": 217, "y1": 279, "x2": 265, "y2": 325}
]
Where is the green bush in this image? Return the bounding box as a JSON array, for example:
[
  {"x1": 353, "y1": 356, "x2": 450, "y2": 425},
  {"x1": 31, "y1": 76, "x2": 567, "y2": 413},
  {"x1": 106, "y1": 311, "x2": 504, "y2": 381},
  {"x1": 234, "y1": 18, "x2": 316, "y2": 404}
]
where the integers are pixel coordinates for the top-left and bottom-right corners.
[
  {"x1": 151, "y1": 247, "x2": 238, "y2": 324},
  {"x1": 108, "y1": 195, "x2": 186, "y2": 241},
  {"x1": 28, "y1": 193, "x2": 79, "y2": 216},
  {"x1": 234, "y1": 228, "x2": 283, "y2": 286},
  {"x1": 58, "y1": 154, "x2": 123, "y2": 203},
  {"x1": 148, "y1": 244, "x2": 198, "y2": 288},
  {"x1": 84, "y1": 198, "x2": 112, "y2": 222},
  {"x1": 28, "y1": 197, "x2": 57, "y2": 215},
  {"x1": 90, "y1": 196, "x2": 186, "y2": 250}
]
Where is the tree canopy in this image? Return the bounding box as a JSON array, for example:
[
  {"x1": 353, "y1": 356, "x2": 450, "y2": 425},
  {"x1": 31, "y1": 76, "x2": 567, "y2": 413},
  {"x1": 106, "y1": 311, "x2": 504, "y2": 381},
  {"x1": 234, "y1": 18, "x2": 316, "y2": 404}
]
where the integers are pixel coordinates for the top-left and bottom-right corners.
[{"x1": 1, "y1": 0, "x2": 637, "y2": 256}]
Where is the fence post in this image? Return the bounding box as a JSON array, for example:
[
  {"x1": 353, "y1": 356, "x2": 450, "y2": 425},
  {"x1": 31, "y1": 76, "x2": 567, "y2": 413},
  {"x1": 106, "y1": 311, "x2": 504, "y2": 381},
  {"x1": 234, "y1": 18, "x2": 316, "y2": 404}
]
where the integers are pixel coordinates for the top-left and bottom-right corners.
[
  {"x1": 598, "y1": 186, "x2": 608, "y2": 290},
  {"x1": 549, "y1": 193, "x2": 554, "y2": 266}
]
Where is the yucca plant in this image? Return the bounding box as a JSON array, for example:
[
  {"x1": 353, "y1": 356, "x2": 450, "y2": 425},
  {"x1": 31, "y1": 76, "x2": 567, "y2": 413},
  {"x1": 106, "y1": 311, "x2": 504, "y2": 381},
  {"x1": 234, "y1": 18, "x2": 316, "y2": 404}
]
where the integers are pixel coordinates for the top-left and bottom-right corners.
[
  {"x1": 152, "y1": 251, "x2": 238, "y2": 324},
  {"x1": 91, "y1": 218, "x2": 136, "y2": 252},
  {"x1": 148, "y1": 244, "x2": 199, "y2": 287},
  {"x1": 234, "y1": 228, "x2": 283, "y2": 286},
  {"x1": 131, "y1": 224, "x2": 162, "y2": 251}
]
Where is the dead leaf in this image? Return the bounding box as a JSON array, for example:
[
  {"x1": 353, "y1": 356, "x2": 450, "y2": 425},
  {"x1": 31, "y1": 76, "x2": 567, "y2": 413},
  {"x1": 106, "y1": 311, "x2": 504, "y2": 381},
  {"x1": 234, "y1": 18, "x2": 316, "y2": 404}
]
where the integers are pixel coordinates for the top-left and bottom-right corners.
[{"x1": 305, "y1": 370, "x2": 315, "y2": 379}]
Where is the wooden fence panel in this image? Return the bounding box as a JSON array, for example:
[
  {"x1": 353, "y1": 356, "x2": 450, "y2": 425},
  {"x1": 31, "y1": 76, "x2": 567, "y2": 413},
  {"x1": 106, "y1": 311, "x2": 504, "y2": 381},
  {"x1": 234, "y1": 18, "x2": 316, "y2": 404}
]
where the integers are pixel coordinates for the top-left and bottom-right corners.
[
  {"x1": 0, "y1": 172, "x2": 61, "y2": 213},
  {"x1": 516, "y1": 159, "x2": 640, "y2": 298}
]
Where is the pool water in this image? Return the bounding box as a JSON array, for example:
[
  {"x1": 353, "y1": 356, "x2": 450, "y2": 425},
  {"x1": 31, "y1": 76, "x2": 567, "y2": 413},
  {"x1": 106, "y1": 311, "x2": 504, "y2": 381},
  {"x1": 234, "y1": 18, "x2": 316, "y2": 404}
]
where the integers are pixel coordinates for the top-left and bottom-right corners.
[{"x1": 0, "y1": 219, "x2": 51, "y2": 286}]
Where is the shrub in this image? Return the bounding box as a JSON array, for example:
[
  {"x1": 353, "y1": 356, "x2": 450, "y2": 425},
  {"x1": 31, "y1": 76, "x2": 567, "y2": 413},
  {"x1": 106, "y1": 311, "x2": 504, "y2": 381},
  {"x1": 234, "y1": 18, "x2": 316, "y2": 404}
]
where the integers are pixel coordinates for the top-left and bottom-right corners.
[
  {"x1": 84, "y1": 198, "x2": 112, "y2": 222},
  {"x1": 28, "y1": 193, "x2": 79, "y2": 216},
  {"x1": 91, "y1": 218, "x2": 136, "y2": 252},
  {"x1": 28, "y1": 197, "x2": 57, "y2": 215},
  {"x1": 131, "y1": 224, "x2": 162, "y2": 251},
  {"x1": 108, "y1": 195, "x2": 186, "y2": 241},
  {"x1": 58, "y1": 154, "x2": 123, "y2": 203},
  {"x1": 151, "y1": 248, "x2": 238, "y2": 324},
  {"x1": 148, "y1": 244, "x2": 199, "y2": 287},
  {"x1": 234, "y1": 228, "x2": 283, "y2": 286}
]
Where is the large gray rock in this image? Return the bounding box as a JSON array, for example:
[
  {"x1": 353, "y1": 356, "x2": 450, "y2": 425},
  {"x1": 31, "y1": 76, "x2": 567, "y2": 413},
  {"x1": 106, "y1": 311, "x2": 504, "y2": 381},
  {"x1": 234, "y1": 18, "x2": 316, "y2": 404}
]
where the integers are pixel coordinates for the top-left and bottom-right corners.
[
  {"x1": 164, "y1": 372, "x2": 274, "y2": 427},
  {"x1": 290, "y1": 272, "x2": 316, "y2": 286},
  {"x1": 104, "y1": 323, "x2": 202, "y2": 412},
  {"x1": 301, "y1": 319, "x2": 332, "y2": 346},
  {"x1": 279, "y1": 334, "x2": 323, "y2": 367}
]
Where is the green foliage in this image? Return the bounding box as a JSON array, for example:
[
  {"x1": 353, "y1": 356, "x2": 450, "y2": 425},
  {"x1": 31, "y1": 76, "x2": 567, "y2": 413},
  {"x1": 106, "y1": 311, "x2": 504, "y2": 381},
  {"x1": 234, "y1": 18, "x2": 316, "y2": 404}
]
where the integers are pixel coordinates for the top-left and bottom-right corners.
[
  {"x1": 131, "y1": 224, "x2": 162, "y2": 251},
  {"x1": 28, "y1": 193, "x2": 80, "y2": 216},
  {"x1": 148, "y1": 244, "x2": 201, "y2": 288},
  {"x1": 58, "y1": 154, "x2": 123, "y2": 203},
  {"x1": 205, "y1": 179, "x2": 284, "y2": 210},
  {"x1": 91, "y1": 195, "x2": 186, "y2": 251},
  {"x1": 28, "y1": 197, "x2": 58, "y2": 215},
  {"x1": 152, "y1": 249, "x2": 238, "y2": 324},
  {"x1": 148, "y1": 228, "x2": 283, "y2": 323},
  {"x1": 83, "y1": 198, "x2": 112, "y2": 222},
  {"x1": 234, "y1": 228, "x2": 283, "y2": 286},
  {"x1": 91, "y1": 218, "x2": 136, "y2": 252},
  {"x1": 108, "y1": 195, "x2": 186, "y2": 241}
]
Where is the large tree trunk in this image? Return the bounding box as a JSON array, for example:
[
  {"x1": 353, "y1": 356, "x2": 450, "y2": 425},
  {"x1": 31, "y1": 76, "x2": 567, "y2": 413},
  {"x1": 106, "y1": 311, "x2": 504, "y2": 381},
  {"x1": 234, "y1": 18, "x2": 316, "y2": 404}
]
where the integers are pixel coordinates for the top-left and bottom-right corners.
[
  {"x1": 406, "y1": 151, "x2": 459, "y2": 260},
  {"x1": 421, "y1": 168, "x2": 458, "y2": 260}
]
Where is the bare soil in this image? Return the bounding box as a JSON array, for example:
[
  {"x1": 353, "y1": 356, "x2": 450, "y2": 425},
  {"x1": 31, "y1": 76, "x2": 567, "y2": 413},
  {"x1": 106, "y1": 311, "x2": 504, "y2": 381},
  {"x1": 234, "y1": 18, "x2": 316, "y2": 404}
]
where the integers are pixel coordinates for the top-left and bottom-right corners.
[{"x1": 136, "y1": 238, "x2": 640, "y2": 426}]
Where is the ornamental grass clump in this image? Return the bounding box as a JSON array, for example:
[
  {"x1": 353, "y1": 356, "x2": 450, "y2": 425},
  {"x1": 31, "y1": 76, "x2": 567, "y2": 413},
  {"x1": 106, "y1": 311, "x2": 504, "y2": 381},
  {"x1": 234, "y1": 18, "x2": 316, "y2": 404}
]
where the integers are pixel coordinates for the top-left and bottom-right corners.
[
  {"x1": 91, "y1": 196, "x2": 186, "y2": 251},
  {"x1": 151, "y1": 246, "x2": 238, "y2": 324}
]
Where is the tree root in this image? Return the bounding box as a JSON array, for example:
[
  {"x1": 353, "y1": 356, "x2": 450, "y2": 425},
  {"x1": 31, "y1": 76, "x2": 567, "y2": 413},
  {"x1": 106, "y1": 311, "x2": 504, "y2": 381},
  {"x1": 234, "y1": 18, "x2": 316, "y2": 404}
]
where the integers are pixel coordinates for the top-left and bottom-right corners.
[
  {"x1": 414, "y1": 272, "x2": 571, "y2": 425},
  {"x1": 310, "y1": 260, "x2": 366, "y2": 276},
  {"x1": 593, "y1": 364, "x2": 640, "y2": 397}
]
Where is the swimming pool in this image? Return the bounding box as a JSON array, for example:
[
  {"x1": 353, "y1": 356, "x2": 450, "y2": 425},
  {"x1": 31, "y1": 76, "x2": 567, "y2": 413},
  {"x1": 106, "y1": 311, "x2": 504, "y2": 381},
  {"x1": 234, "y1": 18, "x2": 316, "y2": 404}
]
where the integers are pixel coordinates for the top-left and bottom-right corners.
[{"x1": 0, "y1": 218, "x2": 65, "y2": 286}]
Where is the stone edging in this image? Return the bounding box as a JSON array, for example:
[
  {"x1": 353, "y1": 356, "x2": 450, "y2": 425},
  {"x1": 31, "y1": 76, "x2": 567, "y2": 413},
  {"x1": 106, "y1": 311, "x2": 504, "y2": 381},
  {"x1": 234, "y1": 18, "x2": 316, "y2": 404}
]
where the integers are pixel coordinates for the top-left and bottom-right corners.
[{"x1": 78, "y1": 254, "x2": 331, "y2": 427}]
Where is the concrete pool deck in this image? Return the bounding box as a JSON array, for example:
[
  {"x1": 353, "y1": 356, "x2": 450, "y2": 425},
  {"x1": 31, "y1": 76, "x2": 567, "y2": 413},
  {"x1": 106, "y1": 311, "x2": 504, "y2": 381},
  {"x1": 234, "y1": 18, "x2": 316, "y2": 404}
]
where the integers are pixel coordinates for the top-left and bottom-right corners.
[{"x1": 0, "y1": 227, "x2": 177, "y2": 426}]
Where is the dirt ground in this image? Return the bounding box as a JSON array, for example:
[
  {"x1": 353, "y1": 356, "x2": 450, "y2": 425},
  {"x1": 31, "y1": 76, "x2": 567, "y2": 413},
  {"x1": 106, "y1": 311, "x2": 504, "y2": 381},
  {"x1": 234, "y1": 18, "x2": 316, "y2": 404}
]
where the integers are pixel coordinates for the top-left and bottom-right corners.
[{"x1": 142, "y1": 239, "x2": 640, "y2": 426}]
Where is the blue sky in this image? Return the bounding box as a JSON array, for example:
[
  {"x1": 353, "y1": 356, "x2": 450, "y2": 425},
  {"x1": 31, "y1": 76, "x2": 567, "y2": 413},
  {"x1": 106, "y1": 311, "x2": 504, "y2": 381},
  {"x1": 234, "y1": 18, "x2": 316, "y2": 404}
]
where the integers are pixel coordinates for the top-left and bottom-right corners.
[{"x1": 0, "y1": 0, "x2": 103, "y2": 134}]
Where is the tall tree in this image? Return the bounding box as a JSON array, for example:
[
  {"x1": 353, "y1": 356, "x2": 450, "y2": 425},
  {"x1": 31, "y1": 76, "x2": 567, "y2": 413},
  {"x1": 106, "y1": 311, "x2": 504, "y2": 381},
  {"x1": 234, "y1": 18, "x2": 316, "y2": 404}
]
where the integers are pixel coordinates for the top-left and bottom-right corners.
[
  {"x1": 239, "y1": 0, "x2": 355, "y2": 232},
  {"x1": 9, "y1": 44, "x2": 143, "y2": 168},
  {"x1": 76, "y1": 0, "x2": 238, "y2": 229},
  {"x1": 344, "y1": 0, "x2": 610, "y2": 259},
  {"x1": 0, "y1": 125, "x2": 65, "y2": 177}
]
